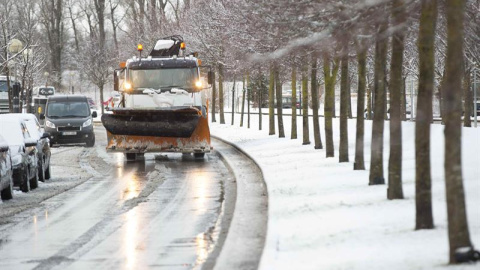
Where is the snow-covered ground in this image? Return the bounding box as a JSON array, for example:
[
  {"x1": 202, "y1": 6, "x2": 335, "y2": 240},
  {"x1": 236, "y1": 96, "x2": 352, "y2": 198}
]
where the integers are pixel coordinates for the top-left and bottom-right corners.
[{"x1": 210, "y1": 112, "x2": 480, "y2": 270}]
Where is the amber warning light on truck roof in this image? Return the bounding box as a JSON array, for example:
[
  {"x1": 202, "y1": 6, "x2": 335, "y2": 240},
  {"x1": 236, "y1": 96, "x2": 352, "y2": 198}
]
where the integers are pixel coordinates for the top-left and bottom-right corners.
[
  {"x1": 180, "y1": 42, "x2": 186, "y2": 50},
  {"x1": 137, "y1": 44, "x2": 143, "y2": 51}
]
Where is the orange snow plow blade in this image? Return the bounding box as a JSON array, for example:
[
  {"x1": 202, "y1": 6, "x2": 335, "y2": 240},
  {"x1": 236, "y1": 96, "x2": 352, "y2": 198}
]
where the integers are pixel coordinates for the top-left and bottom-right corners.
[{"x1": 102, "y1": 107, "x2": 211, "y2": 153}]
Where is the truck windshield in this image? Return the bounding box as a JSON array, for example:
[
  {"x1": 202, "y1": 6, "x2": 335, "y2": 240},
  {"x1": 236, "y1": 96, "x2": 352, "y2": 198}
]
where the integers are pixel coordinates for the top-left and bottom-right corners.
[
  {"x1": 0, "y1": 81, "x2": 7, "y2": 92},
  {"x1": 130, "y1": 68, "x2": 198, "y2": 91},
  {"x1": 47, "y1": 102, "x2": 90, "y2": 118}
]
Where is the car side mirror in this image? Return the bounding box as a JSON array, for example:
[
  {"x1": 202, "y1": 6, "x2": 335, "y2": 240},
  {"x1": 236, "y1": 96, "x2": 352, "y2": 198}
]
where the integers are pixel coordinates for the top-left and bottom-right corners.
[
  {"x1": 41, "y1": 132, "x2": 50, "y2": 139},
  {"x1": 25, "y1": 138, "x2": 37, "y2": 147},
  {"x1": 40, "y1": 113, "x2": 45, "y2": 120},
  {"x1": 92, "y1": 111, "x2": 97, "y2": 118}
]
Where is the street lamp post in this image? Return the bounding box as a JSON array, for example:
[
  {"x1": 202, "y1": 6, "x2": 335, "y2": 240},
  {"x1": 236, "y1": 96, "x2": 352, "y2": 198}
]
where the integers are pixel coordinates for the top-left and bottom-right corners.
[
  {"x1": 44, "y1": 72, "x2": 49, "y2": 87},
  {"x1": 22, "y1": 48, "x2": 33, "y2": 112},
  {"x1": 9, "y1": 39, "x2": 24, "y2": 113}
]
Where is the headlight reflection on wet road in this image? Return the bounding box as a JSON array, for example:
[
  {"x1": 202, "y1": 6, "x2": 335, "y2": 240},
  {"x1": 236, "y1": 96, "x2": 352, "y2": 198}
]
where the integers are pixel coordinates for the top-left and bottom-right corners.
[{"x1": 124, "y1": 207, "x2": 139, "y2": 269}]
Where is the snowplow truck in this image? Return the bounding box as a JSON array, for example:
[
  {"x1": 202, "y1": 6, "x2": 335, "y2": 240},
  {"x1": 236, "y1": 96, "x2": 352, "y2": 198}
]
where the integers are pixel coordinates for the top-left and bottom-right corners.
[{"x1": 102, "y1": 36, "x2": 212, "y2": 160}]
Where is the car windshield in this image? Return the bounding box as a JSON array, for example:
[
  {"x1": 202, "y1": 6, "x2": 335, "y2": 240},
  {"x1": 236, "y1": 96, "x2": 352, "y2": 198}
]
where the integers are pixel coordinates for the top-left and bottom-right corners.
[
  {"x1": 24, "y1": 120, "x2": 41, "y2": 139},
  {"x1": 130, "y1": 68, "x2": 198, "y2": 91},
  {"x1": 47, "y1": 101, "x2": 90, "y2": 118},
  {"x1": 0, "y1": 121, "x2": 24, "y2": 145}
]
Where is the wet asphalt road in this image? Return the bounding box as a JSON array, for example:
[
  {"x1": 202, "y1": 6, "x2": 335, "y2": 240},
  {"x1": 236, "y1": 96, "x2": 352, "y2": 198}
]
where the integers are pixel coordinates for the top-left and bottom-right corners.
[{"x1": 0, "y1": 126, "x2": 236, "y2": 269}]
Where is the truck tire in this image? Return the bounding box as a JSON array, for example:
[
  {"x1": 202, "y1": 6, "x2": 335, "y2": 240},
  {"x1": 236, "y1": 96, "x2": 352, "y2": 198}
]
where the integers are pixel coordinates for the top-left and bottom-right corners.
[
  {"x1": 125, "y1": 153, "x2": 136, "y2": 161},
  {"x1": 194, "y1": 153, "x2": 205, "y2": 159}
]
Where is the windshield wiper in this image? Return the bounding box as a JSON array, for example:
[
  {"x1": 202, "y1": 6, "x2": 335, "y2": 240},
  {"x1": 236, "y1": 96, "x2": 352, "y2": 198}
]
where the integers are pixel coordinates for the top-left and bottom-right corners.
[{"x1": 48, "y1": 115, "x2": 60, "y2": 119}]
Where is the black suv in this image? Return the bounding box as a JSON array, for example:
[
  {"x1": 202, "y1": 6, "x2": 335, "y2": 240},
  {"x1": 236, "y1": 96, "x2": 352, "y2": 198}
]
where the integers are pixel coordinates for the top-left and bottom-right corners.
[{"x1": 41, "y1": 95, "x2": 97, "y2": 147}]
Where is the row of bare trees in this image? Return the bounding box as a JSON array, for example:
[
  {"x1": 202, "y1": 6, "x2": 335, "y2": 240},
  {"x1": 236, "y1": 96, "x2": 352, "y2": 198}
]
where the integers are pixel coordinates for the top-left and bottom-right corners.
[{"x1": 185, "y1": 0, "x2": 477, "y2": 264}]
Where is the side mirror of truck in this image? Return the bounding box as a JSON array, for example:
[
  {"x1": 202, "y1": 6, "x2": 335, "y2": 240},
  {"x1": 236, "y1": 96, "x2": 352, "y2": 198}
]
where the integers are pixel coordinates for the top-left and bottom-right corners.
[
  {"x1": 39, "y1": 114, "x2": 45, "y2": 120},
  {"x1": 92, "y1": 111, "x2": 98, "y2": 118},
  {"x1": 114, "y1": 71, "x2": 119, "y2": 91},
  {"x1": 207, "y1": 71, "x2": 214, "y2": 85}
]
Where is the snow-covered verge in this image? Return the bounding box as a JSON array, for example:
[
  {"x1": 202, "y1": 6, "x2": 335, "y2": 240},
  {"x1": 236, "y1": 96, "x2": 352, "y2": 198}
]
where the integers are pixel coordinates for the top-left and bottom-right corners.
[{"x1": 210, "y1": 113, "x2": 480, "y2": 270}]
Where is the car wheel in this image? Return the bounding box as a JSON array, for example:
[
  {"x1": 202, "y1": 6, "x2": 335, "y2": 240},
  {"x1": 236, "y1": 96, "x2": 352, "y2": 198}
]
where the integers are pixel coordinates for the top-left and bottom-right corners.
[
  {"x1": 38, "y1": 161, "x2": 46, "y2": 182},
  {"x1": 20, "y1": 168, "x2": 30, "y2": 193},
  {"x1": 45, "y1": 164, "x2": 51, "y2": 180},
  {"x1": 194, "y1": 153, "x2": 205, "y2": 159},
  {"x1": 86, "y1": 136, "x2": 95, "y2": 147},
  {"x1": 0, "y1": 175, "x2": 13, "y2": 200},
  {"x1": 30, "y1": 167, "x2": 39, "y2": 189}
]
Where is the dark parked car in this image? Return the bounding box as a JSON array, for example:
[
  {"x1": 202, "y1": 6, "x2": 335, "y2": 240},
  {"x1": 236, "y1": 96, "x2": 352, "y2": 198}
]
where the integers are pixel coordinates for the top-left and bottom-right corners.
[
  {"x1": 0, "y1": 135, "x2": 13, "y2": 200},
  {"x1": 12, "y1": 113, "x2": 51, "y2": 182},
  {"x1": 41, "y1": 95, "x2": 97, "y2": 147},
  {"x1": 0, "y1": 117, "x2": 38, "y2": 192}
]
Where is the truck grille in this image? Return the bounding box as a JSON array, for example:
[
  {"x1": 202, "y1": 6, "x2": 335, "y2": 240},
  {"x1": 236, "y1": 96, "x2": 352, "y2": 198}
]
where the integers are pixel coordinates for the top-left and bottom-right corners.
[{"x1": 58, "y1": 126, "x2": 81, "y2": 131}]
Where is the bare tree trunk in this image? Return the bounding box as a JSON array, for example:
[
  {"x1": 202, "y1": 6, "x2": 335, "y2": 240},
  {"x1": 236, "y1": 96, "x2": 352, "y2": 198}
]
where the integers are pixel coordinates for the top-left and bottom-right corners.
[
  {"x1": 388, "y1": 0, "x2": 406, "y2": 200},
  {"x1": 324, "y1": 54, "x2": 339, "y2": 157},
  {"x1": 247, "y1": 71, "x2": 250, "y2": 128},
  {"x1": 401, "y1": 77, "x2": 407, "y2": 120},
  {"x1": 367, "y1": 83, "x2": 372, "y2": 120},
  {"x1": 269, "y1": 64, "x2": 275, "y2": 135},
  {"x1": 258, "y1": 71, "x2": 263, "y2": 130},
  {"x1": 219, "y1": 64, "x2": 225, "y2": 124},
  {"x1": 276, "y1": 66, "x2": 285, "y2": 138},
  {"x1": 339, "y1": 46, "x2": 349, "y2": 162},
  {"x1": 354, "y1": 43, "x2": 367, "y2": 170},
  {"x1": 291, "y1": 67, "x2": 298, "y2": 139},
  {"x1": 415, "y1": 0, "x2": 437, "y2": 229},
  {"x1": 68, "y1": 4, "x2": 80, "y2": 52},
  {"x1": 212, "y1": 67, "x2": 216, "y2": 122},
  {"x1": 109, "y1": 0, "x2": 119, "y2": 54},
  {"x1": 42, "y1": 0, "x2": 64, "y2": 91},
  {"x1": 347, "y1": 76, "x2": 352, "y2": 119},
  {"x1": 369, "y1": 19, "x2": 388, "y2": 185},
  {"x1": 240, "y1": 75, "x2": 246, "y2": 127},
  {"x1": 444, "y1": 0, "x2": 473, "y2": 263},
  {"x1": 463, "y1": 68, "x2": 472, "y2": 127},
  {"x1": 311, "y1": 55, "x2": 322, "y2": 149},
  {"x1": 302, "y1": 61, "x2": 310, "y2": 145}
]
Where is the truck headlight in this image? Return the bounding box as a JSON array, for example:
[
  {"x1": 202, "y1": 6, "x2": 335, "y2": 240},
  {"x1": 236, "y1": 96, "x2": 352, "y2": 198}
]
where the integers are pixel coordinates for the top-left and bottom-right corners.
[
  {"x1": 45, "y1": 120, "x2": 56, "y2": 129},
  {"x1": 83, "y1": 119, "x2": 92, "y2": 127}
]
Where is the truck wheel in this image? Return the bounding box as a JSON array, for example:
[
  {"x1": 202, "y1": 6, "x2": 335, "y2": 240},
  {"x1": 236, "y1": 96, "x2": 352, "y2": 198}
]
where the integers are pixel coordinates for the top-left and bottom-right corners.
[
  {"x1": 125, "y1": 153, "x2": 136, "y2": 161},
  {"x1": 30, "y1": 167, "x2": 39, "y2": 189},
  {"x1": 194, "y1": 153, "x2": 205, "y2": 159},
  {"x1": 20, "y1": 169, "x2": 30, "y2": 193},
  {"x1": 0, "y1": 175, "x2": 13, "y2": 200}
]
